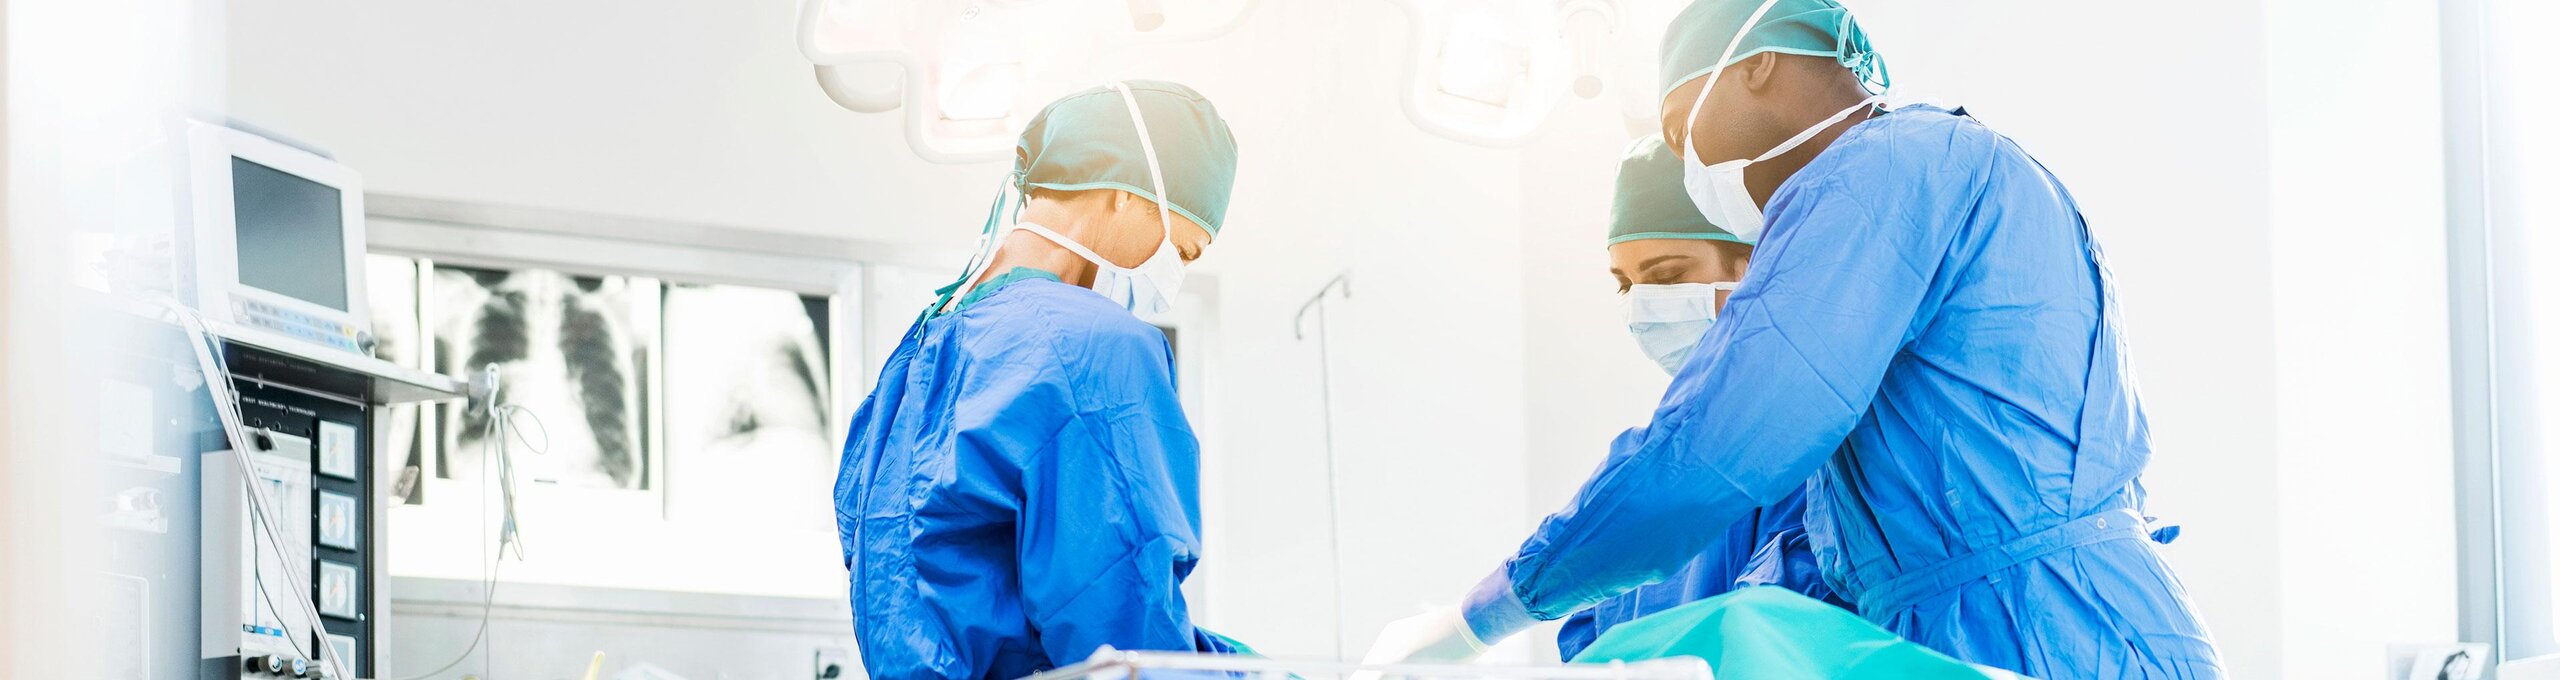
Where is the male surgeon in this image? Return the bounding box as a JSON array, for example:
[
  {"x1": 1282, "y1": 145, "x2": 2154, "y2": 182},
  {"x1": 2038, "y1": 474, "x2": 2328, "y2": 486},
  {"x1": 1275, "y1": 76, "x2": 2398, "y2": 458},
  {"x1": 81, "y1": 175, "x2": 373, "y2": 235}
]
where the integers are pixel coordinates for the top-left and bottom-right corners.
[
  {"x1": 1367, "y1": 2, "x2": 2224, "y2": 677},
  {"x1": 835, "y1": 80, "x2": 1243, "y2": 679},
  {"x1": 1558, "y1": 135, "x2": 1847, "y2": 661}
]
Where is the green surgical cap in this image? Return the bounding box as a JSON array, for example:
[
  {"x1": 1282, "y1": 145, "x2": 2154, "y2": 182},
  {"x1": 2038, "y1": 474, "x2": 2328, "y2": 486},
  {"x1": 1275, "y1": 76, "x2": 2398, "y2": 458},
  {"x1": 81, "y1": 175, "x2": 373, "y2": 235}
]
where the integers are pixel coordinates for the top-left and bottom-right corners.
[
  {"x1": 1607, "y1": 137, "x2": 1744, "y2": 246},
  {"x1": 1657, "y1": 0, "x2": 1888, "y2": 101},
  {"x1": 1015, "y1": 80, "x2": 1241, "y2": 238}
]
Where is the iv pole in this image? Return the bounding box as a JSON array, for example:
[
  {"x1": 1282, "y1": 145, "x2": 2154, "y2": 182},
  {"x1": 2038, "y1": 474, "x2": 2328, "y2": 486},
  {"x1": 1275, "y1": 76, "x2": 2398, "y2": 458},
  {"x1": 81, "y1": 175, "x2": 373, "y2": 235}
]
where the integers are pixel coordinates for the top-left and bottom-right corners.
[{"x1": 1292, "y1": 271, "x2": 1353, "y2": 660}]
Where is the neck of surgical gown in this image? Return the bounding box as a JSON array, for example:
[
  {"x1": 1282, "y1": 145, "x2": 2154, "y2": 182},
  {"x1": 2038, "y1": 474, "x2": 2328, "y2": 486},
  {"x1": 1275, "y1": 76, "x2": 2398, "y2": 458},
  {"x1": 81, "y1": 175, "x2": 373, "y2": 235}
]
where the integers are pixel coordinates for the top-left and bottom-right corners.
[
  {"x1": 835, "y1": 270, "x2": 1232, "y2": 680},
  {"x1": 1496, "y1": 106, "x2": 2224, "y2": 679}
]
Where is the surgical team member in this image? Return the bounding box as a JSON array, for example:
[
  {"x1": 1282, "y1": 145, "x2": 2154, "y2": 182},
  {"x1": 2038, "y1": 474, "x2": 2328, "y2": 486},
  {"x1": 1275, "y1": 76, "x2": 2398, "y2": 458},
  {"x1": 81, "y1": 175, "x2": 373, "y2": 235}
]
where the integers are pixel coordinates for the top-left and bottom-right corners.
[
  {"x1": 834, "y1": 80, "x2": 1242, "y2": 680},
  {"x1": 1368, "y1": 2, "x2": 2225, "y2": 677},
  {"x1": 1555, "y1": 136, "x2": 1846, "y2": 661}
]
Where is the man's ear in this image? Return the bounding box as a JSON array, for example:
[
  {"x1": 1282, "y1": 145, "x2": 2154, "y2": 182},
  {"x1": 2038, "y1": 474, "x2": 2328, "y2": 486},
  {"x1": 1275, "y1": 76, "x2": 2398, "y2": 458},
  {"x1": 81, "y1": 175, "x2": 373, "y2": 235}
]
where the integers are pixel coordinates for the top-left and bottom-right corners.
[{"x1": 1742, "y1": 52, "x2": 1779, "y2": 93}]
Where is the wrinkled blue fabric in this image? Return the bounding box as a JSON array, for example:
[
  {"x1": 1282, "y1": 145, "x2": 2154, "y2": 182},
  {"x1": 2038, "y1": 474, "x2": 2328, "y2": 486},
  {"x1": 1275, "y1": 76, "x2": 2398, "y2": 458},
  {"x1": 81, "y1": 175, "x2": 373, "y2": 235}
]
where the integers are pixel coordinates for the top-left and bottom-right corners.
[
  {"x1": 1554, "y1": 487, "x2": 1847, "y2": 661},
  {"x1": 1482, "y1": 106, "x2": 2224, "y2": 679},
  {"x1": 835, "y1": 273, "x2": 1232, "y2": 680}
]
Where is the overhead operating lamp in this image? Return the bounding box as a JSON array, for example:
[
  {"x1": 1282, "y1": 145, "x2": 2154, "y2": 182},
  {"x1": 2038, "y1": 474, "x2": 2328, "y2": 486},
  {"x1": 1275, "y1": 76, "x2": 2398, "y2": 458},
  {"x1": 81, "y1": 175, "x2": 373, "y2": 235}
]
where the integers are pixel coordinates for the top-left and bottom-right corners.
[
  {"x1": 800, "y1": 0, "x2": 1255, "y2": 163},
  {"x1": 1388, "y1": 0, "x2": 1620, "y2": 146}
]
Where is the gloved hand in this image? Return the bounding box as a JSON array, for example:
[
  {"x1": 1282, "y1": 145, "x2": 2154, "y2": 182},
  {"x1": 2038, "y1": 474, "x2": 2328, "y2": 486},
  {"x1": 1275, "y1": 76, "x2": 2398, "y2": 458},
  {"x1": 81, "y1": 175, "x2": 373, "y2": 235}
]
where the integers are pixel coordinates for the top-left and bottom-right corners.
[{"x1": 1358, "y1": 606, "x2": 1489, "y2": 667}]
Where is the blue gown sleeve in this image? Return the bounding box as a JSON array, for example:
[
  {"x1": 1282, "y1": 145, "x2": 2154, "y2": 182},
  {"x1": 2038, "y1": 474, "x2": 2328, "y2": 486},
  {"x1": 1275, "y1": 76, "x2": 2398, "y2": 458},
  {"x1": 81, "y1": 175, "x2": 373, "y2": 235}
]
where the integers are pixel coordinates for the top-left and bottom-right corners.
[
  {"x1": 1014, "y1": 326, "x2": 1219, "y2": 665},
  {"x1": 1735, "y1": 526, "x2": 1846, "y2": 608},
  {"x1": 1467, "y1": 169, "x2": 1957, "y2": 635},
  {"x1": 1556, "y1": 609, "x2": 1603, "y2": 661}
]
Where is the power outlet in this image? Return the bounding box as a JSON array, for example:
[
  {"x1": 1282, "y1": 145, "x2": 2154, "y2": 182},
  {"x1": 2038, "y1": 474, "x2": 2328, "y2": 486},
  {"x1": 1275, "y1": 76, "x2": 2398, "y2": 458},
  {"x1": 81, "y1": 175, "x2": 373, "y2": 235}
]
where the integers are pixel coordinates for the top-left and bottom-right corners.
[{"x1": 813, "y1": 645, "x2": 853, "y2": 680}]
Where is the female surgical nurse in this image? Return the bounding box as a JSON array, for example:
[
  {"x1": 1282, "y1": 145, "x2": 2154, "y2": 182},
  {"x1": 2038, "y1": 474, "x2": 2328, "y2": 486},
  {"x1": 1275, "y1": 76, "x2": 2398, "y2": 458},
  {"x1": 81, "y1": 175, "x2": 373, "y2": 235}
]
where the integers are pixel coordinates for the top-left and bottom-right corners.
[
  {"x1": 1553, "y1": 135, "x2": 1848, "y2": 661},
  {"x1": 834, "y1": 80, "x2": 1243, "y2": 680},
  {"x1": 1367, "y1": 2, "x2": 2226, "y2": 678}
]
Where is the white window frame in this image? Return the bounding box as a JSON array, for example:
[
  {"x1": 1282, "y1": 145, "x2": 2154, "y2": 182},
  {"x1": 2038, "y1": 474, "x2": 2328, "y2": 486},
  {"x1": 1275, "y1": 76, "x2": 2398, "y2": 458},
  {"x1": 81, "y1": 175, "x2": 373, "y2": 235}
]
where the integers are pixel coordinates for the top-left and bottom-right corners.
[{"x1": 2444, "y1": 0, "x2": 2560, "y2": 665}]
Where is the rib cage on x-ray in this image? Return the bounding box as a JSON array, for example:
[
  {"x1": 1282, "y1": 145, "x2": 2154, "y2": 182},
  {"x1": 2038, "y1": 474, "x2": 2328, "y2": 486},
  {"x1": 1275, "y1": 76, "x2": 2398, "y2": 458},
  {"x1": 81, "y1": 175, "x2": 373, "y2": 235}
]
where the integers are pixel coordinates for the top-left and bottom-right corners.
[
  {"x1": 433, "y1": 266, "x2": 654, "y2": 491},
  {"x1": 661, "y1": 284, "x2": 831, "y2": 526},
  {"x1": 368, "y1": 253, "x2": 837, "y2": 511}
]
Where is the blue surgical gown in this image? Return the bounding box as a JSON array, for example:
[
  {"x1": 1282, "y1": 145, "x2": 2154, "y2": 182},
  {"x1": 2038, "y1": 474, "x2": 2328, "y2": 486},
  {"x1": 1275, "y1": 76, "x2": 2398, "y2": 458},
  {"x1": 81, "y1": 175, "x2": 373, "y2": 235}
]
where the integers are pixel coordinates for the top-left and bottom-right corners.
[
  {"x1": 834, "y1": 269, "x2": 1233, "y2": 680},
  {"x1": 1553, "y1": 486, "x2": 1847, "y2": 661},
  {"x1": 1490, "y1": 106, "x2": 2224, "y2": 679}
]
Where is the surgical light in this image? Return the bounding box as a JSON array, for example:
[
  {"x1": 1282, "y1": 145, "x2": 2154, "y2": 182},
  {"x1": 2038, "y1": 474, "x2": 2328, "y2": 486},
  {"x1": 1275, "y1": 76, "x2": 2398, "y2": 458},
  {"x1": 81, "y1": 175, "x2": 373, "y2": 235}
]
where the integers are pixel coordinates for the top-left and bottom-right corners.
[
  {"x1": 933, "y1": 31, "x2": 1024, "y2": 122},
  {"x1": 1389, "y1": 0, "x2": 1621, "y2": 147},
  {"x1": 1125, "y1": 0, "x2": 1166, "y2": 31},
  {"x1": 1434, "y1": 8, "x2": 1531, "y2": 107},
  {"x1": 935, "y1": 63, "x2": 1023, "y2": 122},
  {"x1": 815, "y1": 61, "x2": 902, "y2": 114},
  {"x1": 798, "y1": 0, "x2": 1257, "y2": 163}
]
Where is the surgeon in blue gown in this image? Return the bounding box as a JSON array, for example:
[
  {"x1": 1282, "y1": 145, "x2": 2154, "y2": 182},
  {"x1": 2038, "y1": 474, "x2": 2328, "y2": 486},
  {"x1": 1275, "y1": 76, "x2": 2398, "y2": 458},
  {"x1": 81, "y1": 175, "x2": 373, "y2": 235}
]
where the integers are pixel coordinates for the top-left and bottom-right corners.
[
  {"x1": 1555, "y1": 136, "x2": 1849, "y2": 662},
  {"x1": 835, "y1": 80, "x2": 1243, "y2": 680},
  {"x1": 1364, "y1": 2, "x2": 2225, "y2": 678}
]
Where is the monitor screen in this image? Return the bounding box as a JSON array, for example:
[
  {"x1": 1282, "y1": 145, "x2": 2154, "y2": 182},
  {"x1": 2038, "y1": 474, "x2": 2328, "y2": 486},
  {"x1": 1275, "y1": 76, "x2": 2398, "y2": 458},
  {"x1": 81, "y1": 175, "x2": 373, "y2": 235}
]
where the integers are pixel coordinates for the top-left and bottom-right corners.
[{"x1": 231, "y1": 156, "x2": 349, "y2": 311}]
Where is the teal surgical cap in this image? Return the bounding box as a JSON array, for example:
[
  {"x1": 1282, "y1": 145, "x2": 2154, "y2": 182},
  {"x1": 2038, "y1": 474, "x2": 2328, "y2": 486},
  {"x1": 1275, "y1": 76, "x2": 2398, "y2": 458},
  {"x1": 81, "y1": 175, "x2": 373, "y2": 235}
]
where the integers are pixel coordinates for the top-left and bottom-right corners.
[
  {"x1": 1608, "y1": 136, "x2": 1743, "y2": 246},
  {"x1": 1657, "y1": 0, "x2": 1888, "y2": 101},
  {"x1": 1014, "y1": 80, "x2": 1241, "y2": 238}
]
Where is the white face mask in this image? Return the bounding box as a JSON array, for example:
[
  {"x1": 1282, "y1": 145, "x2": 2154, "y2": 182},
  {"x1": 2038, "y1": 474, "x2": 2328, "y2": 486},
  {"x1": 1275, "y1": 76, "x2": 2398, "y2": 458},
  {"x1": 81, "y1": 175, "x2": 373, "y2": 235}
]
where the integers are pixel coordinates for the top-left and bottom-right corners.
[
  {"x1": 1678, "y1": 96, "x2": 1881, "y2": 242},
  {"x1": 1674, "y1": 0, "x2": 1884, "y2": 243},
  {"x1": 1012, "y1": 81, "x2": 1188, "y2": 321},
  {"x1": 1624, "y1": 281, "x2": 1737, "y2": 375}
]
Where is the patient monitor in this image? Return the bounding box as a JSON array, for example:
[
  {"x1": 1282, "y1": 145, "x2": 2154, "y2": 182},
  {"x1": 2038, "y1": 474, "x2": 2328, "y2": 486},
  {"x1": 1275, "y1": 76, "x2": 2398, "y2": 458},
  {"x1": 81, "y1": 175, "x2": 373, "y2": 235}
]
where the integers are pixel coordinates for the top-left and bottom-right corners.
[{"x1": 186, "y1": 121, "x2": 372, "y2": 354}]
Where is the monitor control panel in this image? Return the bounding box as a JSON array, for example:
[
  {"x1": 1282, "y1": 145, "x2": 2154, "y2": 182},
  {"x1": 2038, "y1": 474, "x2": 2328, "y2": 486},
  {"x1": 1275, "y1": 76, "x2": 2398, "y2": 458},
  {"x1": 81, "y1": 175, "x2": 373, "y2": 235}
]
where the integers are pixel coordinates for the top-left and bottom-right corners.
[{"x1": 233, "y1": 296, "x2": 366, "y2": 354}]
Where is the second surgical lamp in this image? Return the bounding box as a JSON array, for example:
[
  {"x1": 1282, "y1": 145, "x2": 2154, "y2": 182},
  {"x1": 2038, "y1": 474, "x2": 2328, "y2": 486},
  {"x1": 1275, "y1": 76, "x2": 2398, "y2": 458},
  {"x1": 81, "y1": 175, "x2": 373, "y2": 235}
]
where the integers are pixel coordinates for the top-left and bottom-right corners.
[
  {"x1": 799, "y1": 0, "x2": 1255, "y2": 163},
  {"x1": 1389, "y1": 0, "x2": 1621, "y2": 146}
]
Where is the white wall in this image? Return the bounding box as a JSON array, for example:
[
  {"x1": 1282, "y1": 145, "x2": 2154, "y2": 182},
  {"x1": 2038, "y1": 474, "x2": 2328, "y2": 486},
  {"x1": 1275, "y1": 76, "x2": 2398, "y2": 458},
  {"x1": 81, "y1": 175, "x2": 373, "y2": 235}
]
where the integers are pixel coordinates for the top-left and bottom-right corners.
[
  {"x1": 225, "y1": 0, "x2": 982, "y2": 243},
  {"x1": 2264, "y1": 0, "x2": 2461, "y2": 676},
  {"x1": 224, "y1": 0, "x2": 2465, "y2": 676}
]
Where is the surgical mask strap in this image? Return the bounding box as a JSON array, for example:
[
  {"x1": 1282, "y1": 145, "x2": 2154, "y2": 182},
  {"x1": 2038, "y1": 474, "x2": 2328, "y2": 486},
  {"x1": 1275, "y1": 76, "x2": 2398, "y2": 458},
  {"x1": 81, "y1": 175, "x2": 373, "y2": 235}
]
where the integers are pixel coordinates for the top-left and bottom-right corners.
[
  {"x1": 1109, "y1": 81, "x2": 1178, "y2": 250},
  {"x1": 1012, "y1": 222, "x2": 1117, "y2": 270},
  {"x1": 1753, "y1": 94, "x2": 1886, "y2": 164}
]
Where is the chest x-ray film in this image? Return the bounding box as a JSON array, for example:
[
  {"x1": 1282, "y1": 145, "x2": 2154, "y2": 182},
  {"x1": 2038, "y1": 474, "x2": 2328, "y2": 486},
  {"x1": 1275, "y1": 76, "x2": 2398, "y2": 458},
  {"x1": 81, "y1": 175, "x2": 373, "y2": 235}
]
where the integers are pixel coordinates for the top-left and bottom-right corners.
[
  {"x1": 432, "y1": 265, "x2": 659, "y2": 491},
  {"x1": 661, "y1": 283, "x2": 831, "y2": 528}
]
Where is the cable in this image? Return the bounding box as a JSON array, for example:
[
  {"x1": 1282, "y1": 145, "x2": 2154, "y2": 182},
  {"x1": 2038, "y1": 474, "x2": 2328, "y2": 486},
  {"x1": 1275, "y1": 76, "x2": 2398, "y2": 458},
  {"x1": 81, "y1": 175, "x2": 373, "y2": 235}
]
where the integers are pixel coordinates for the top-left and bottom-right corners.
[
  {"x1": 254, "y1": 567, "x2": 316, "y2": 660},
  {"x1": 169, "y1": 301, "x2": 545, "y2": 680},
  {"x1": 177, "y1": 310, "x2": 340, "y2": 679},
  {"x1": 385, "y1": 364, "x2": 543, "y2": 680},
  {"x1": 167, "y1": 303, "x2": 352, "y2": 680}
]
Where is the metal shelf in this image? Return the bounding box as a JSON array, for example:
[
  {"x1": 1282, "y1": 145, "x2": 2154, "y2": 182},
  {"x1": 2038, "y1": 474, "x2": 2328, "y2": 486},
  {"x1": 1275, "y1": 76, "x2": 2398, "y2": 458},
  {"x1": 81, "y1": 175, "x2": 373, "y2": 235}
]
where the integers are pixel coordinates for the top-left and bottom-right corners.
[
  {"x1": 91, "y1": 292, "x2": 467, "y2": 405},
  {"x1": 202, "y1": 318, "x2": 464, "y2": 405}
]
